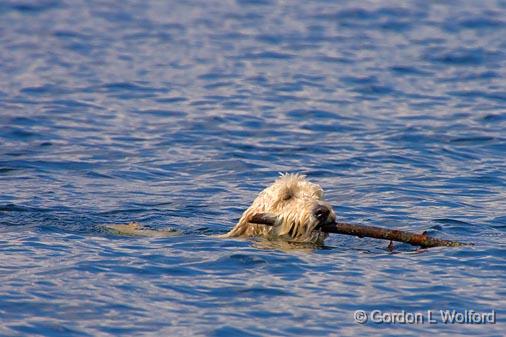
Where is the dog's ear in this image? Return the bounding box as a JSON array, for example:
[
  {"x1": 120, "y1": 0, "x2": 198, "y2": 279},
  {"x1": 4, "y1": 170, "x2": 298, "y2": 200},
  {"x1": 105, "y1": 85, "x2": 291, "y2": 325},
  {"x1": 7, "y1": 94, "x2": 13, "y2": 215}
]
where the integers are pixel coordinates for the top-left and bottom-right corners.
[{"x1": 249, "y1": 213, "x2": 278, "y2": 227}]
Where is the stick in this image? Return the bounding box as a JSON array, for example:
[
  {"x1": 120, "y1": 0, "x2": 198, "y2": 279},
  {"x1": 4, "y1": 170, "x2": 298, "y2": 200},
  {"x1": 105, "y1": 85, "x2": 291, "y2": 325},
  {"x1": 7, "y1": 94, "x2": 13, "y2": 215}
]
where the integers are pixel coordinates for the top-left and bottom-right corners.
[
  {"x1": 319, "y1": 222, "x2": 469, "y2": 248},
  {"x1": 249, "y1": 214, "x2": 471, "y2": 248}
]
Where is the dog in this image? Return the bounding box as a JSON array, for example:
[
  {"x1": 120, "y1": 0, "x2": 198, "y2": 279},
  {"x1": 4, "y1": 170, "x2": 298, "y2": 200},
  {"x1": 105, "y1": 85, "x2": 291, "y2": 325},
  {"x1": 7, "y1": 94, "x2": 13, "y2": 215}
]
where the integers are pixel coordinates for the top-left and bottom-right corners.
[
  {"x1": 221, "y1": 173, "x2": 336, "y2": 245},
  {"x1": 105, "y1": 173, "x2": 336, "y2": 245}
]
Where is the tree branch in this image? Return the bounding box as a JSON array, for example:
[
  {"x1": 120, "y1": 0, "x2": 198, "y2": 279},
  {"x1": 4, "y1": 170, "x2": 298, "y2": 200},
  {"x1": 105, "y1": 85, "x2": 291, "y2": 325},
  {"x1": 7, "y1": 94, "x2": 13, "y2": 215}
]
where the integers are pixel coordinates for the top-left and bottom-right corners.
[{"x1": 249, "y1": 213, "x2": 471, "y2": 248}]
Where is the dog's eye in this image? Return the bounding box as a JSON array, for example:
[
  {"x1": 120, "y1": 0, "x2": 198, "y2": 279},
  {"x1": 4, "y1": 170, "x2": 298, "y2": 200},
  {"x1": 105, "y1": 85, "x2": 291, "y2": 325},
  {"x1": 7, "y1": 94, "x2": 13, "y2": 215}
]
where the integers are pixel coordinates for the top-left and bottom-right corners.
[{"x1": 279, "y1": 185, "x2": 295, "y2": 201}]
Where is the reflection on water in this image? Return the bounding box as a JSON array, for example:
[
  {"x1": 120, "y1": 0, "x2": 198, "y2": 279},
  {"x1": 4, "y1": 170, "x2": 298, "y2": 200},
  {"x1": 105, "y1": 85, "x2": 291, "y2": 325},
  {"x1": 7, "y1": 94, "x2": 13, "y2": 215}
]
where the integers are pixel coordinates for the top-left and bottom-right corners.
[{"x1": 0, "y1": 0, "x2": 505, "y2": 336}]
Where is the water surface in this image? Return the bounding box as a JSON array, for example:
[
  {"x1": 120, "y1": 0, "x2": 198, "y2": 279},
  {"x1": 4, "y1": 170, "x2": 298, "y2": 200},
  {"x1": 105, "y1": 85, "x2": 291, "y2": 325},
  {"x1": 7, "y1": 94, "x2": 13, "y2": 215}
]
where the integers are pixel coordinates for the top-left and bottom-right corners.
[{"x1": 1, "y1": 0, "x2": 505, "y2": 336}]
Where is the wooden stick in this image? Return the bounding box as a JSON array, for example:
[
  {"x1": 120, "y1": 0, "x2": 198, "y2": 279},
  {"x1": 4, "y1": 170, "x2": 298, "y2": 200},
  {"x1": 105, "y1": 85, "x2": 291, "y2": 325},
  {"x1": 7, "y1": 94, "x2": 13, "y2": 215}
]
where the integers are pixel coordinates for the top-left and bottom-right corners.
[
  {"x1": 249, "y1": 213, "x2": 471, "y2": 248},
  {"x1": 320, "y1": 222, "x2": 469, "y2": 248}
]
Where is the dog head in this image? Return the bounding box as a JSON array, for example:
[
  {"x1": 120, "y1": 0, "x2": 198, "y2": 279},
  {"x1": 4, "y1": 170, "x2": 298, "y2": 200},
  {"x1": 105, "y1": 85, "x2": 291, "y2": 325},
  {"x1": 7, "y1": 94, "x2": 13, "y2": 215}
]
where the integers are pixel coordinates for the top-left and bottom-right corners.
[{"x1": 229, "y1": 173, "x2": 336, "y2": 245}]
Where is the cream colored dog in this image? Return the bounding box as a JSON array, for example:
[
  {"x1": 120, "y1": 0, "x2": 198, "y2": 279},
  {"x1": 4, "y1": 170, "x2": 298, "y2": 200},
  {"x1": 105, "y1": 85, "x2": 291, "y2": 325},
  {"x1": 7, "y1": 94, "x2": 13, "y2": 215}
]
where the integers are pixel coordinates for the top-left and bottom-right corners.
[
  {"x1": 221, "y1": 173, "x2": 336, "y2": 245},
  {"x1": 105, "y1": 173, "x2": 335, "y2": 245}
]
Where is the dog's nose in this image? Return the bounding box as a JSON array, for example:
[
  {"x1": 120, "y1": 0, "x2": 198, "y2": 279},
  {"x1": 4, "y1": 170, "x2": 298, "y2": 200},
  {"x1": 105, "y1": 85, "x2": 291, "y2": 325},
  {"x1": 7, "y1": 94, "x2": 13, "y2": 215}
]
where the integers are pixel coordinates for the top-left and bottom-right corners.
[{"x1": 313, "y1": 205, "x2": 330, "y2": 223}]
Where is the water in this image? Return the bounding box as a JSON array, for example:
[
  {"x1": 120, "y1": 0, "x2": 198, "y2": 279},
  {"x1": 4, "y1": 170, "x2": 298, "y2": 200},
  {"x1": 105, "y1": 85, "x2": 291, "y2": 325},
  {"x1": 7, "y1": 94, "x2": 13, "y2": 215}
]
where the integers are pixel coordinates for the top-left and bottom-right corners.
[{"x1": 1, "y1": 0, "x2": 505, "y2": 335}]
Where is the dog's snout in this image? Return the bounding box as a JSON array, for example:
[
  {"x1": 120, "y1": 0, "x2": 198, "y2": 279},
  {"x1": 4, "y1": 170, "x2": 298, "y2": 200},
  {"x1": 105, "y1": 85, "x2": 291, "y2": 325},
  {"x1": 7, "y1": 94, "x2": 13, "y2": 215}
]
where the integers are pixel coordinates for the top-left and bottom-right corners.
[{"x1": 313, "y1": 205, "x2": 330, "y2": 223}]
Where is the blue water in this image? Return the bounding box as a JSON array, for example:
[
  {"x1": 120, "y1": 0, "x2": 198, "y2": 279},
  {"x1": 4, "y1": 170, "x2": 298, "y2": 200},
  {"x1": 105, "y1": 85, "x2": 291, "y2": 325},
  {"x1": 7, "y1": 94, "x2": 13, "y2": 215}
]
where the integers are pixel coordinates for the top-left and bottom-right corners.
[{"x1": 1, "y1": 0, "x2": 505, "y2": 336}]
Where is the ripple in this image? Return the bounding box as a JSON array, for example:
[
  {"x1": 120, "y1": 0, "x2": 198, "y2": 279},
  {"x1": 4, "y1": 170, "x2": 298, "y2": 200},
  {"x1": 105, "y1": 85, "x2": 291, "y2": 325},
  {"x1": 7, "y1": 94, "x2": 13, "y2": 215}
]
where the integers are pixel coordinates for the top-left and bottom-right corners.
[{"x1": 0, "y1": 0, "x2": 505, "y2": 336}]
